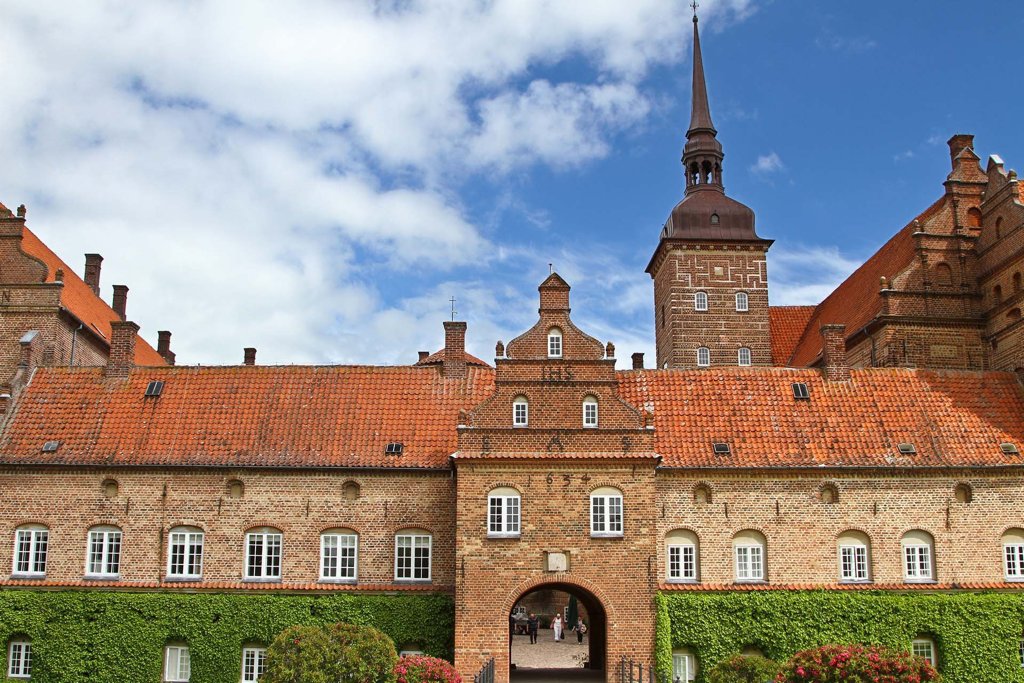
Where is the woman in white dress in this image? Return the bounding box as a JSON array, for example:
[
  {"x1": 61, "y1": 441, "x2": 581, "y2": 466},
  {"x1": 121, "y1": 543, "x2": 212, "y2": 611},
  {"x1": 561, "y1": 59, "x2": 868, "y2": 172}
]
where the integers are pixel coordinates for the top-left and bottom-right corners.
[{"x1": 551, "y1": 614, "x2": 563, "y2": 641}]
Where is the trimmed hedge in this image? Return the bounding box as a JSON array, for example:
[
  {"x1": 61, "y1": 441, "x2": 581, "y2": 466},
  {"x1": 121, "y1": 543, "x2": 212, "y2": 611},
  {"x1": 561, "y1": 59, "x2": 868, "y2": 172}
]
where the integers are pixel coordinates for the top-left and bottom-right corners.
[
  {"x1": 657, "y1": 590, "x2": 1024, "y2": 683},
  {"x1": 0, "y1": 590, "x2": 453, "y2": 682}
]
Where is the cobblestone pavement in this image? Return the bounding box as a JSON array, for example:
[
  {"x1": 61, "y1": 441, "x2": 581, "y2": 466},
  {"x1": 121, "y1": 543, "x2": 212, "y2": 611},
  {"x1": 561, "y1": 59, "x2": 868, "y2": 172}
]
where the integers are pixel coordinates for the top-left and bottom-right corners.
[
  {"x1": 510, "y1": 631, "x2": 591, "y2": 669},
  {"x1": 509, "y1": 669, "x2": 604, "y2": 682}
]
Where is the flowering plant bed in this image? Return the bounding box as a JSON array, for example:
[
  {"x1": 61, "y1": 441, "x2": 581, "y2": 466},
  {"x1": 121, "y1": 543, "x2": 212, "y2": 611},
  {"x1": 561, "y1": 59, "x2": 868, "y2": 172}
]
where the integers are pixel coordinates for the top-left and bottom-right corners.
[
  {"x1": 395, "y1": 654, "x2": 463, "y2": 683},
  {"x1": 776, "y1": 644, "x2": 940, "y2": 682}
]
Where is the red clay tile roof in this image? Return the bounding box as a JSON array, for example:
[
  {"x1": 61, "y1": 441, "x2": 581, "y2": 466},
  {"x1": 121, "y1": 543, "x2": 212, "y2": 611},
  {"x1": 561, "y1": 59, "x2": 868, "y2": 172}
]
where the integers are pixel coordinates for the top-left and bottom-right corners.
[
  {"x1": 415, "y1": 349, "x2": 490, "y2": 367},
  {"x1": 20, "y1": 227, "x2": 166, "y2": 366},
  {"x1": 0, "y1": 365, "x2": 494, "y2": 468},
  {"x1": 616, "y1": 367, "x2": 1024, "y2": 468},
  {"x1": 768, "y1": 306, "x2": 815, "y2": 366},
  {"x1": 659, "y1": 582, "x2": 1024, "y2": 592},
  {"x1": 787, "y1": 197, "x2": 946, "y2": 367},
  {"x1": 0, "y1": 578, "x2": 450, "y2": 593}
]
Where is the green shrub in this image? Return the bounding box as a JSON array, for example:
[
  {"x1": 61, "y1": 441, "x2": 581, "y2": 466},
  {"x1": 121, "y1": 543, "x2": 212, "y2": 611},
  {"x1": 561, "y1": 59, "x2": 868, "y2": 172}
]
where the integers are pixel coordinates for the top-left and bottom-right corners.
[
  {"x1": 706, "y1": 654, "x2": 780, "y2": 683},
  {"x1": 263, "y1": 625, "x2": 336, "y2": 683},
  {"x1": 328, "y1": 623, "x2": 398, "y2": 683},
  {"x1": 776, "y1": 644, "x2": 940, "y2": 682},
  {"x1": 394, "y1": 654, "x2": 463, "y2": 683}
]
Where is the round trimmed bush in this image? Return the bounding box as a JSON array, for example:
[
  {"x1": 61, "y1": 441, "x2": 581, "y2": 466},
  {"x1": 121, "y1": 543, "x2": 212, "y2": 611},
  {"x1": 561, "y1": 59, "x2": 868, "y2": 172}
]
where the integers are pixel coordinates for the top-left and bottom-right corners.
[
  {"x1": 264, "y1": 623, "x2": 399, "y2": 683},
  {"x1": 707, "y1": 654, "x2": 781, "y2": 683},
  {"x1": 263, "y1": 625, "x2": 336, "y2": 683},
  {"x1": 394, "y1": 654, "x2": 463, "y2": 683},
  {"x1": 328, "y1": 623, "x2": 399, "y2": 683},
  {"x1": 775, "y1": 644, "x2": 940, "y2": 682}
]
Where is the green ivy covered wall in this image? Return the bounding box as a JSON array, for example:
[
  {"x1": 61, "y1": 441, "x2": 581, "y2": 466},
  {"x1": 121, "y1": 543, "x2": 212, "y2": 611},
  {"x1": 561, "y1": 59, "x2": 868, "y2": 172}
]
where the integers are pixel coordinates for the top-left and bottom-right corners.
[{"x1": 0, "y1": 590, "x2": 453, "y2": 682}]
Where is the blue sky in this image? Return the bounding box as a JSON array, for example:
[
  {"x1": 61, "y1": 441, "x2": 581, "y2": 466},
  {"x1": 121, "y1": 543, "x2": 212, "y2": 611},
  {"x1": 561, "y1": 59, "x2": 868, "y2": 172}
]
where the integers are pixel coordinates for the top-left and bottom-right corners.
[{"x1": 0, "y1": 1, "x2": 1021, "y2": 366}]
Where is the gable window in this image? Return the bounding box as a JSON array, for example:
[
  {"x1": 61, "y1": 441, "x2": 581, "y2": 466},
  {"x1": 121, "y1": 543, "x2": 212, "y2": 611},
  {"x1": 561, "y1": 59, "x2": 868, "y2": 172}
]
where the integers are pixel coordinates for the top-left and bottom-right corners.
[
  {"x1": 167, "y1": 526, "x2": 204, "y2": 580},
  {"x1": 7, "y1": 639, "x2": 31, "y2": 679},
  {"x1": 241, "y1": 646, "x2": 267, "y2": 683},
  {"x1": 488, "y1": 488, "x2": 521, "y2": 537},
  {"x1": 735, "y1": 292, "x2": 749, "y2": 312},
  {"x1": 164, "y1": 644, "x2": 191, "y2": 682},
  {"x1": 395, "y1": 529, "x2": 431, "y2": 582},
  {"x1": 513, "y1": 396, "x2": 529, "y2": 428},
  {"x1": 902, "y1": 530, "x2": 935, "y2": 582},
  {"x1": 245, "y1": 528, "x2": 283, "y2": 581},
  {"x1": 320, "y1": 529, "x2": 358, "y2": 582},
  {"x1": 696, "y1": 347, "x2": 711, "y2": 367},
  {"x1": 737, "y1": 347, "x2": 751, "y2": 366},
  {"x1": 582, "y1": 396, "x2": 598, "y2": 428},
  {"x1": 837, "y1": 530, "x2": 871, "y2": 583},
  {"x1": 911, "y1": 637, "x2": 936, "y2": 668},
  {"x1": 547, "y1": 328, "x2": 562, "y2": 358},
  {"x1": 733, "y1": 530, "x2": 766, "y2": 582},
  {"x1": 1003, "y1": 529, "x2": 1024, "y2": 581},
  {"x1": 12, "y1": 525, "x2": 48, "y2": 577},
  {"x1": 694, "y1": 291, "x2": 708, "y2": 312},
  {"x1": 666, "y1": 529, "x2": 699, "y2": 583},
  {"x1": 85, "y1": 525, "x2": 122, "y2": 578},
  {"x1": 590, "y1": 487, "x2": 623, "y2": 537},
  {"x1": 672, "y1": 648, "x2": 697, "y2": 682}
]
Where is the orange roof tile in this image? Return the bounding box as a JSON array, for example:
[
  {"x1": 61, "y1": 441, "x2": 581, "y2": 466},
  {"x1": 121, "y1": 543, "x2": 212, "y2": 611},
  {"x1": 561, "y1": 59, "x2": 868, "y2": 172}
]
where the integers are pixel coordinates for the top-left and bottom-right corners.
[
  {"x1": 0, "y1": 578, "x2": 450, "y2": 593},
  {"x1": 415, "y1": 349, "x2": 490, "y2": 367},
  {"x1": 617, "y1": 367, "x2": 1024, "y2": 468},
  {"x1": 659, "y1": 582, "x2": 1024, "y2": 592},
  {"x1": 768, "y1": 306, "x2": 815, "y2": 366},
  {"x1": 20, "y1": 227, "x2": 165, "y2": 366},
  {"x1": 0, "y1": 365, "x2": 495, "y2": 469}
]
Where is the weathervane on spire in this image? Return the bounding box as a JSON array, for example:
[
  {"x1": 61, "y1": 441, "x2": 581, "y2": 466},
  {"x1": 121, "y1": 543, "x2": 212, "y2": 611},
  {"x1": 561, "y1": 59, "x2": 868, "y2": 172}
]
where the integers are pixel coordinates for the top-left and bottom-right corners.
[
  {"x1": 449, "y1": 296, "x2": 457, "y2": 321},
  {"x1": 690, "y1": 1, "x2": 699, "y2": 21}
]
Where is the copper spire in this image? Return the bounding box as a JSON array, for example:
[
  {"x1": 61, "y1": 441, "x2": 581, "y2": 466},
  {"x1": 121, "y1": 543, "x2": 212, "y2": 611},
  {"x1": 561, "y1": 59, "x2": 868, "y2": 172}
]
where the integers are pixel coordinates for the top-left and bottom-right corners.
[
  {"x1": 682, "y1": 7, "x2": 724, "y2": 193},
  {"x1": 688, "y1": 11, "x2": 716, "y2": 136}
]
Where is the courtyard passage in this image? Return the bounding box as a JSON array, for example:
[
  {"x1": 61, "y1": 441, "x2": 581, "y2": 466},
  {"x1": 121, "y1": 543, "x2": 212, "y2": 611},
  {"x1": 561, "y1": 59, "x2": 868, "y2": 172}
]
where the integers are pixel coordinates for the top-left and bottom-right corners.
[{"x1": 511, "y1": 630, "x2": 592, "y2": 669}]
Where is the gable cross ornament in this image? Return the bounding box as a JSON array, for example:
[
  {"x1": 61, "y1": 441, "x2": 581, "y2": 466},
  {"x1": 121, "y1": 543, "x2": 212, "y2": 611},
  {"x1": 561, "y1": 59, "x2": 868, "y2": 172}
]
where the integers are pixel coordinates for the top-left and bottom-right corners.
[{"x1": 449, "y1": 296, "x2": 457, "y2": 321}]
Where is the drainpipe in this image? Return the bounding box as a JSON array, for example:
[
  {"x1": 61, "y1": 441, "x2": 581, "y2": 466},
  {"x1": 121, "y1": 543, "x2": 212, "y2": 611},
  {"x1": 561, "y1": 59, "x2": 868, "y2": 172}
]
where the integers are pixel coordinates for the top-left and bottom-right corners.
[{"x1": 69, "y1": 323, "x2": 83, "y2": 367}]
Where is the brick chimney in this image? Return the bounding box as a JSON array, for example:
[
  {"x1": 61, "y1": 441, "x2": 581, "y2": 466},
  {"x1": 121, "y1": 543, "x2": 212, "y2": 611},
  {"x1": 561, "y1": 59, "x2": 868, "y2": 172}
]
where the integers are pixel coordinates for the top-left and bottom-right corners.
[
  {"x1": 106, "y1": 321, "x2": 139, "y2": 378},
  {"x1": 820, "y1": 324, "x2": 850, "y2": 382},
  {"x1": 157, "y1": 331, "x2": 176, "y2": 366},
  {"x1": 417, "y1": 351, "x2": 429, "y2": 363},
  {"x1": 948, "y1": 134, "x2": 974, "y2": 166},
  {"x1": 111, "y1": 284, "x2": 128, "y2": 320},
  {"x1": 84, "y1": 254, "x2": 103, "y2": 295},
  {"x1": 443, "y1": 321, "x2": 467, "y2": 379},
  {"x1": 631, "y1": 352, "x2": 644, "y2": 370},
  {"x1": 244, "y1": 347, "x2": 257, "y2": 366}
]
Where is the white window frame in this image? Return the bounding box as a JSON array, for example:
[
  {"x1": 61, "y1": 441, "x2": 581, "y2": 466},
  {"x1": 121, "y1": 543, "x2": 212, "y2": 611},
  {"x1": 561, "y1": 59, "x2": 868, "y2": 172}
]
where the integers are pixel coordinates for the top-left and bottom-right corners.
[
  {"x1": 672, "y1": 650, "x2": 696, "y2": 682},
  {"x1": 12, "y1": 526, "x2": 48, "y2": 577},
  {"x1": 164, "y1": 644, "x2": 191, "y2": 682},
  {"x1": 734, "y1": 540, "x2": 765, "y2": 582},
  {"x1": 667, "y1": 544, "x2": 697, "y2": 583},
  {"x1": 7, "y1": 640, "x2": 31, "y2": 679},
  {"x1": 395, "y1": 532, "x2": 432, "y2": 582},
  {"x1": 166, "y1": 527, "x2": 204, "y2": 580},
  {"x1": 245, "y1": 529, "x2": 283, "y2": 581},
  {"x1": 903, "y1": 541, "x2": 933, "y2": 582},
  {"x1": 320, "y1": 531, "x2": 358, "y2": 582},
  {"x1": 694, "y1": 291, "x2": 708, "y2": 311},
  {"x1": 547, "y1": 328, "x2": 563, "y2": 358},
  {"x1": 487, "y1": 490, "x2": 521, "y2": 538},
  {"x1": 696, "y1": 347, "x2": 711, "y2": 367},
  {"x1": 838, "y1": 543, "x2": 869, "y2": 583},
  {"x1": 911, "y1": 638, "x2": 936, "y2": 668},
  {"x1": 735, "y1": 291, "x2": 749, "y2": 312},
  {"x1": 241, "y1": 646, "x2": 266, "y2": 683},
  {"x1": 582, "y1": 396, "x2": 598, "y2": 428},
  {"x1": 1007, "y1": 543, "x2": 1024, "y2": 581},
  {"x1": 513, "y1": 397, "x2": 529, "y2": 428},
  {"x1": 590, "y1": 489, "x2": 624, "y2": 538},
  {"x1": 737, "y1": 347, "x2": 751, "y2": 366},
  {"x1": 85, "y1": 526, "x2": 122, "y2": 578}
]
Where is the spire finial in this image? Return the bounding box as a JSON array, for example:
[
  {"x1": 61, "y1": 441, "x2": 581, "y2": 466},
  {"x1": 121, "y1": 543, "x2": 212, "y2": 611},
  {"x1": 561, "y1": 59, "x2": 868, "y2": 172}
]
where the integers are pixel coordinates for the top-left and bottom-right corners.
[
  {"x1": 690, "y1": 1, "x2": 699, "y2": 21},
  {"x1": 449, "y1": 296, "x2": 457, "y2": 321}
]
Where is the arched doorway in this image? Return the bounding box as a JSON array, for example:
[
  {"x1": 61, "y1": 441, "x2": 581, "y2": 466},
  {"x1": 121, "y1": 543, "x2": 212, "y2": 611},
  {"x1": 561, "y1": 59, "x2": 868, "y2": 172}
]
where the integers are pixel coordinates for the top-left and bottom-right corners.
[{"x1": 509, "y1": 582, "x2": 606, "y2": 681}]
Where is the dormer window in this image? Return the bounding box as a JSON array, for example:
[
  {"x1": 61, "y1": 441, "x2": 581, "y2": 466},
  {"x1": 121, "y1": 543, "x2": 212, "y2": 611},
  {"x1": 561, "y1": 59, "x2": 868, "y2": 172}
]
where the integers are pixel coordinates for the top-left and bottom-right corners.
[
  {"x1": 694, "y1": 292, "x2": 708, "y2": 312},
  {"x1": 513, "y1": 396, "x2": 529, "y2": 428},
  {"x1": 735, "y1": 292, "x2": 748, "y2": 312},
  {"x1": 547, "y1": 328, "x2": 563, "y2": 358}
]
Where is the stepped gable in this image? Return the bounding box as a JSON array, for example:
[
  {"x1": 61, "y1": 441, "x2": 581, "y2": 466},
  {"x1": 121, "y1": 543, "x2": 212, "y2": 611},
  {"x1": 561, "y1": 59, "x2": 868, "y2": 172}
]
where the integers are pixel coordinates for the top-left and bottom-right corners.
[
  {"x1": 768, "y1": 306, "x2": 815, "y2": 366},
  {"x1": 0, "y1": 364, "x2": 495, "y2": 468},
  {"x1": 20, "y1": 227, "x2": 165, "y2": 366},
  {"x1": 617, "y1": 367, "x2": 1024, "y2": 468}
]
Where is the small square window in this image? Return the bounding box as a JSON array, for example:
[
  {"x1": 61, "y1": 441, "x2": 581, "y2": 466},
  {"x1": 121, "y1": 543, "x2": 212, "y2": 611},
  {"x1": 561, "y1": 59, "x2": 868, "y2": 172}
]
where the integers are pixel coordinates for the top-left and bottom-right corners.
[
  {"x1": 145, "y1": 380, "x2": 164, "y2": 397},
  {"x1": 712, "y1": 442, "x2": 731, "y2": 456},
  {"x1": 1001, "y1": 443, "x2": 1020, "y2": 455},
  {"x1": 41, "y1": 440, "x2": 60, "y2": 453},
  {"x1": 792, "y1": 383, "x2": 810, "y2": 400},
  {"x1": 898, "y1": 443, "x2": 917, "y2": 455},
  {"x1": 384, "y1": 442, "x2": 404, "y2": 456}
]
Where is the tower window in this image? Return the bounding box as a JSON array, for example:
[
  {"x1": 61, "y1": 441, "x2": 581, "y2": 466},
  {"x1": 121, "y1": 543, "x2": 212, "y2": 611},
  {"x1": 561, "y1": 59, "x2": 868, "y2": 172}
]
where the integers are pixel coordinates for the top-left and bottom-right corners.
[
  {"x1": 547, "y1": 328, "x2": 562, "y2": 358},
  {"x1": 696, "y1": 347, "x2": 711, "y2": 367},
  {"x1": 694, "y1": 292, "x2": 708, "y2": 312},
  {"x1": 735, "y1": 292, "x2": 748, "y2": 312},
  {"x1": 710, "y1": 213, "x2": 720, "y2": 225},
  {"x1": 737, "y1": 347, "x2": 751, "y2": 366}
]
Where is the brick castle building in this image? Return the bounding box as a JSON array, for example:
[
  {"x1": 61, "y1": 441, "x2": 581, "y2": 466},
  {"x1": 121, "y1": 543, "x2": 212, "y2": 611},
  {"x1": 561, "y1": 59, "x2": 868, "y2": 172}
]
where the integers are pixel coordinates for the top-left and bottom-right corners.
[{"x1": 1, "y1": 13, "x2": 1023, "y2": 683}]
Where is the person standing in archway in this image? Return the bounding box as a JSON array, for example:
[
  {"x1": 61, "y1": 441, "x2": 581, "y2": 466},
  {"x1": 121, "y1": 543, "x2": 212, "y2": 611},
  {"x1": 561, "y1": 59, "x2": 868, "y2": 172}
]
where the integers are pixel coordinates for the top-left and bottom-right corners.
[
  {"x1": 527, "y1": 613, "x2": 539, "y2": 645},
  {"x1": 574, "y1": 617, "x2": 586, "y2": 644},
  {"x1": 552, "y1": 613, "x2": 564, "y2": 641}
]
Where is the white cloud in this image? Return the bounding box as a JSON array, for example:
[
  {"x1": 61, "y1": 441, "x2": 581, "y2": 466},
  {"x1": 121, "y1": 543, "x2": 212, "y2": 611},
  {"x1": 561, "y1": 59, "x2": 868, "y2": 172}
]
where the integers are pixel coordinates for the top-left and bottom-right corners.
[
  {"x1": 768, "y1": 245, "x2": 861, "y2": 306},
  {"x1": 750, "y1": 152, "x2": 784, "y2": 175},
  {"x1": 893, "y1": 150, "x2": 915, "y2": 162}
]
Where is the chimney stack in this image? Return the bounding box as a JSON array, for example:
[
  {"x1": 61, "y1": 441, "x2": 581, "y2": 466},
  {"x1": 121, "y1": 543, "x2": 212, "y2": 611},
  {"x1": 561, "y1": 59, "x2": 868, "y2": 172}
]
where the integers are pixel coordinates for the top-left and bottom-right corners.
[
  {"x1": 947, "y1": 134, "x2": 974, "y2": 167},
  {"x1": 106, "y1": 321, "x2": 139, "y2": 378},
  {"x1": 84, "y1": 254, "x2": 103, "y2": 295},
  {"x1": 244, "y1": 347, "x2": 257, "y2": 366},
  {"x1": 417, "y1": 351, "x2": 429, "y2": 363},
  {"x1": 111, "y1": 284, "x2": 128, "y2": 321},
  {"x1": 157, "y1": 331, "x2": 176, "y2": 366},
  {"x1": 631, "y1": 352, "x2": 644, "y2": 370},
  {"x1": 443, "y1": 321, "x2": 467, "y2": 379},
  {"x1": 820, "y1": 324, "x2": 850, "y2": 382}
]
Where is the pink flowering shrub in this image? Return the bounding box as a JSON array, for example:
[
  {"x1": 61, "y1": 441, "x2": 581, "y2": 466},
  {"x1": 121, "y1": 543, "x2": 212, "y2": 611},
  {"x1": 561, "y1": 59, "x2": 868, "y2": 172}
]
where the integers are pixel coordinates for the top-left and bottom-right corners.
[
  {"x1": 775, "y1": 644, "x2": 940, "y2": 683},
  {"x1": 394, "y1": 654, "x2": 463, "y2": 683}
]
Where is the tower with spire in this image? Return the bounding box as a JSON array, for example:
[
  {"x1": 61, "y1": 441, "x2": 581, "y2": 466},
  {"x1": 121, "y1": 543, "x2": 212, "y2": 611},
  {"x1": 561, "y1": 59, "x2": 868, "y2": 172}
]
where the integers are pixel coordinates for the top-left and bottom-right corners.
[{"x1": 646, "y1": 9, "x2": 773, "y2": 369}]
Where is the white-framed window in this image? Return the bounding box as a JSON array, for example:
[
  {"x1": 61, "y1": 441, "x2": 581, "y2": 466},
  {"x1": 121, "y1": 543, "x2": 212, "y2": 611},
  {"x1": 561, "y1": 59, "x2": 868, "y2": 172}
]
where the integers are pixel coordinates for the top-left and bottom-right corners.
[
  {"x1": 694, "y1": 291, "x2": 708, "y2": 311},
  {"x1": 245, "y1": 528, "x2": 283, "y2": 580},
  {"x1": 582, "y1": 395, "x2": 598, "y2": 428},
  {"x1": 7, "y1": 639, "x2": 31, "y2": 679},
  {"x1": 12, "y1": 525, "x2": 48, "y2": 577},
  {"x1": 547, "y1": 328, "x2": 563, "y2": 358},
  {"x1": 513, "y1": 396, "x2": 529, "y2": 428},
  {"x1": 696, "y1": 347, "x2": 711, "y2": 367},
  {"x1": 1004, "y1": 529, "x2": 1024, "y2": 581},
  {"x1": 241, "y1": 646, "x2": 267, "y2": 682},
  {"x1": 167, "y1": 526, "x2": 204, "y2": 580},
  {"x1": 902, "y1": 530, "x2": 934, "y2": 582},
  {"x1": 1019, "y1": 637, "x2": 1024, "y2": 668},
  {"x1": 737, "y1": 347, "x2": 751, "y2": 366},
  {"x1": 320, "y1": 529, "x2": 358, "y2": 582},
  {"x1": 735, "y1": 291, "x2": 749, "y2": 312},
  {"x1": 911, "y1": 637, "x2": 936, "y2": 668},
  {"x1": 666, "y1": 529, "x2": 698, "y2": 583},
  {"x1": 164, "y1": 644, "x2": 191, "y2": 682},
  {"x1": 837, "y1": 530, "x2": 870, "y2": 583},
  {"x1": 590, "y1": 487, "x2": 623, "y2": 537},
  {"x1": 395, "y1": 529, "x2": 432, "y2": 582},
  {"x1": 672, "y1": 649, "x2": 697, "y2": 682},
  {"x1": 487, "y1": 488, "x2": 521, "y2": 537},
  {"x1": 85, "y1": 525, "x2": 122, "y2": 578},
  {"x1": 733, "y1": 530, "x2": 766, "y2": 582}
]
